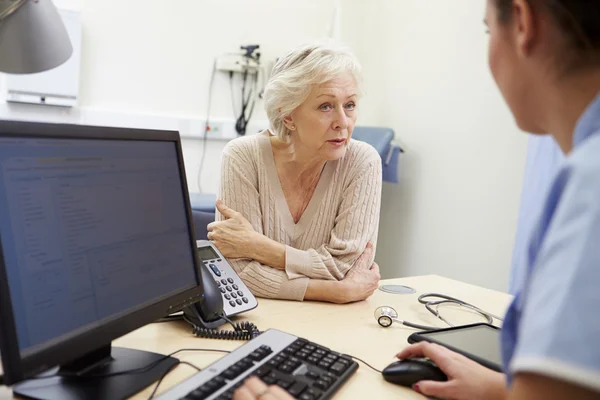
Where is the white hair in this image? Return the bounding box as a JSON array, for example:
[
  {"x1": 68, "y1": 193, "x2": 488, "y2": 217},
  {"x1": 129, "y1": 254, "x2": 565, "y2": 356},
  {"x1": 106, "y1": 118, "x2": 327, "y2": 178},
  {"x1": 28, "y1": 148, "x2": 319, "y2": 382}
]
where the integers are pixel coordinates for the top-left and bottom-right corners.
[{"x1": 264, "y1": 40, "x2": 363, "y2": 141}]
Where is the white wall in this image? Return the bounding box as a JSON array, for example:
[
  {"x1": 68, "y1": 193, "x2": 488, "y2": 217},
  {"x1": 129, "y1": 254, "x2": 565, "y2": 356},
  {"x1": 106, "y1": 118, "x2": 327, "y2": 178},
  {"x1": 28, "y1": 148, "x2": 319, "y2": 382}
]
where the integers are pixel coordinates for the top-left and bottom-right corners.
[
  {"x1": 344, "y1": 0, "x2": 528, "y2": 291},
  {"x1": 0, "y1": 0, "x2": 527, "y2": 292},
  {"x1": 0, "y1": 0, "x2": 339, "y2": 193}
]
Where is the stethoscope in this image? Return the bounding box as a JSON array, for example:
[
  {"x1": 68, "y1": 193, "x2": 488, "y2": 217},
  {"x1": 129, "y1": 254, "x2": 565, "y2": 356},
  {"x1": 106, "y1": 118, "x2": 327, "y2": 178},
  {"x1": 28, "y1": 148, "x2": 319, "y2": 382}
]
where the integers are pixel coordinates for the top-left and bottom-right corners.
[{"x1": 374, "y1": 293, "x2": 504, "y2": 330}]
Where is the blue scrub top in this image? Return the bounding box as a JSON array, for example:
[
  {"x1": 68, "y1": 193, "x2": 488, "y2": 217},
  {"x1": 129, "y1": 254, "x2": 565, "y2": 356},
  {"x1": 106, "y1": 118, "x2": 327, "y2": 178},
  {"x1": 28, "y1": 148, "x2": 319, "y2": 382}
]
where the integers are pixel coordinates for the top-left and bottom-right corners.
[{"x1": 501, "y1": 93, "x2": 600, "y2": 392}]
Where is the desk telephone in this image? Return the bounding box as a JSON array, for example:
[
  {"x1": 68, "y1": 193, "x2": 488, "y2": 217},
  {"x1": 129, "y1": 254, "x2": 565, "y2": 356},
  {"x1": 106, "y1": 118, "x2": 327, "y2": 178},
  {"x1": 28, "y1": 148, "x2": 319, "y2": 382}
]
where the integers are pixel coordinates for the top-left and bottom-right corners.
[{"x1": 182, "y1": 241, "x2": 260, "y2": 340}]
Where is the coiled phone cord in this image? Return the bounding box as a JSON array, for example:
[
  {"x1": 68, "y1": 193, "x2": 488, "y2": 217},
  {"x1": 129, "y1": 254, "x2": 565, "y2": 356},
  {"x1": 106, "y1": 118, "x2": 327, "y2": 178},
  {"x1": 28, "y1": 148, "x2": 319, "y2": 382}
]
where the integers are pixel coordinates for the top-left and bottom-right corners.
[{"x1": 185, "y1": 314, "x2": 262, "y2": 341}]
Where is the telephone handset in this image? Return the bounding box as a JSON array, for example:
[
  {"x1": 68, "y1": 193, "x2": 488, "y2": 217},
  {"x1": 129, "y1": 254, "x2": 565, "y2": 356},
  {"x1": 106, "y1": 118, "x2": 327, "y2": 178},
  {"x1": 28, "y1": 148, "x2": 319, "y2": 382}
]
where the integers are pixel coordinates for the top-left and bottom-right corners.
[{"x1": 183, "y1": 241, "x2": 259, "y2": 339}]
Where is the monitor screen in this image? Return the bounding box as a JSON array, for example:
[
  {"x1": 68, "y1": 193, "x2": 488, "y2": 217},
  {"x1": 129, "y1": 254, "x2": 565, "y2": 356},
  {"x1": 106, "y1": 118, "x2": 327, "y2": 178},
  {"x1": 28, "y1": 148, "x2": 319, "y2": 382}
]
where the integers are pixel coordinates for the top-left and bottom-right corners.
[{"x1": 0, "y1": 136, "x2": 197, "y2": 356}]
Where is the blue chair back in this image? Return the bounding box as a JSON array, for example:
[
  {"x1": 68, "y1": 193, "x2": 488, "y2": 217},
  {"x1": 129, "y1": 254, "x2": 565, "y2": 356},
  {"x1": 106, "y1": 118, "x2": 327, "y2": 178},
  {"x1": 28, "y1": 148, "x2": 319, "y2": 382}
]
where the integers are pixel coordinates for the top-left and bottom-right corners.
[{"x1": 191, "y1": 210, "x2": 215, "y2": 240}]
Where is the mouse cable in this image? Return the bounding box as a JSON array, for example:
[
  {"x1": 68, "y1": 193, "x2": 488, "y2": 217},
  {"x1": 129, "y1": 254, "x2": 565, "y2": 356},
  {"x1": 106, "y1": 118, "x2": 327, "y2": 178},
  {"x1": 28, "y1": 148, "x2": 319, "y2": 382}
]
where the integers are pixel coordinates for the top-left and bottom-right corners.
[
  {"x1": 20, "y1": 348, "x2": 231, "y2": 382},
  {"x1": 345, "y1": 354, "x2": 382, "y2": 374},
  {"x1": 148, "y1": 360, "x2": 201, "y2": 400}
]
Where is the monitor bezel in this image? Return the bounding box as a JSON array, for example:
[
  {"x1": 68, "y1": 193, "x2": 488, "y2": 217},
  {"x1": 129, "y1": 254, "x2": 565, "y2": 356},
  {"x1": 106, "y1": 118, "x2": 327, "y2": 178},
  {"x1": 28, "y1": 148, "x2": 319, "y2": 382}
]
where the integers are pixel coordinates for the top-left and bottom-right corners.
[{"x1": 0, "y1": 120, "x2": 204, "y2": 385}]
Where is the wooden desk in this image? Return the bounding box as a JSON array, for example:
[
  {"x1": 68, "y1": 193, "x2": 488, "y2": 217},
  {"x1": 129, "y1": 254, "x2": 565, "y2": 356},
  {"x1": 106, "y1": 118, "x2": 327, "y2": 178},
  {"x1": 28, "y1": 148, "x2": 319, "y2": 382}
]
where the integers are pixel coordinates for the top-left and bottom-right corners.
[{"x1": 3, "y1": 276, "x2": 512, "y2": 400}]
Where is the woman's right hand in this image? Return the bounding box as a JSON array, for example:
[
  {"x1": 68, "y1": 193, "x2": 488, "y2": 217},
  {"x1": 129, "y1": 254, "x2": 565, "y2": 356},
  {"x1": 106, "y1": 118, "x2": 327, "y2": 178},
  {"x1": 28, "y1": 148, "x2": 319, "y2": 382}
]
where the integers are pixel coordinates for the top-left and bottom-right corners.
[
  {"x1": 338, "y1": 242, "x2": 380, "y2": 303},
  {"x1": 396, "y1": 342, "x2": 507, "y2": 400}
]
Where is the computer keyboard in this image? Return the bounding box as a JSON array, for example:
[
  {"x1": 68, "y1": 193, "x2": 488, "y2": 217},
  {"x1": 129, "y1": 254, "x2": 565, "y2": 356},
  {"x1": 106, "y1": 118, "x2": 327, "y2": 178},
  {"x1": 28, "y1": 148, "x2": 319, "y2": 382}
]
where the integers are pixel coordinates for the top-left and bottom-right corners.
[{"x1": 155, "y1": 329, "x2": 358, "y2": 400}]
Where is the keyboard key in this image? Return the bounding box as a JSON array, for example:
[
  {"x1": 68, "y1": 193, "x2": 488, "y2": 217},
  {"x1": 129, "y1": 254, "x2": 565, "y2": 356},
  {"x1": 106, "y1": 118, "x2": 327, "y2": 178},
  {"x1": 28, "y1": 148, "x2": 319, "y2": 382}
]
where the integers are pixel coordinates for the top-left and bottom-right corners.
[
  {"x1": 296, "y1": 351, "x2": 310, "y2": 360},
  {"x1": 228, "y1": 278, "x2": 234, "y2": 284},
  {"x1": 276, "y1": 380, "x2": 292, "y2": 389},
  {"x1": 242, "y1": 297, "x2": 249, "y2": 304},
  {"x1": 231, "y1": 293, "x2": 238, "y2": 299},
  {"x1": 304, "y1": 345, "x2": 316, "y2": 352},
  {"x1": 237, "y1": 290, "x2": 244, "y2": 297},
  {"x1": 268, "y1": 371, "x2": 294, "y2": 385},
  {"x1": 187, "y1": 388, "x2": 209, "y2": 399},
  {"x1": 321, "y1": 375, "x2": 334, "y2": 386},
  {"x1": 236, "y1": 299, "x2": 242, "y2": 305},
  {"x1": 278, "y1": 364, "x2": 295, "y2": 374},
  {"x1": 324, "y1": 371, "x2": 337, "y2": 380},
  {"x1": 288, "y1": 381, "x2": 307, "y2": 397},
  {"x1": 232, "y1": 284, "x2": 239, "y2": 290},
  {"x1": 220, "y1": 288, "x2": 226, "y2": 293},
  {"x1": 324, "y1": 354, "x2": 338, "y2": 363},
  {"x1": 263, "y1": 375, "x2": 277, "y2": 385},
  {"x1": 338, "y1": 357, "x2": 351, "y2": 364},
  {"x1": 305, "y1": 370, "x2": 320, "y2": 380},
  {"x1": 294, "y1": 338, "x2": 309, "y2": 346},
  {"x1": 299, "y1": 394, "x2": 315, "y2": 400},
  {"x1": 318, "y1": 360, "x2": 332, "y2": 369},
  {"x1": 229, "y1": 300, "x2": 236, "y2": 307},
  {"x1": 224, "y1": 294, "x2": 231, "y2": 300},
  {"x1": 248, "y1": 350, "x2": 268, "y2": 361},
  {"x1": 307, "y1": 356, "x2": 320, "y2": 364},
  {"x1": 252, "y1": 365, "x2": 272, "y2": 377},
  {"x1": 330, "y1": 361, "x2": 349, "y2": 375},
  {"x1": 268, "y1": 359, "x2": 281, "y2": 368},
  {"x1": 221, "y1": 359, "x2": 252, "y2": 381},
  {"x1": 222, "y1": 367, "x2": 241, "y2": 380},
  {"x1": 313, "y1": 379, "x2": 329, "y2": 390},
  {"x1": 221, "y1": 279, "x2": 228, "y2": 285},
  {"x1": 226, "y1": 286, "x2": 233, "y2": 292},
  {"x1": 249, "y1": 347, "x2": 272, "y2": 362},
  {"x1": 216, "y1": 280, "x2": 221, "y2": 287}
]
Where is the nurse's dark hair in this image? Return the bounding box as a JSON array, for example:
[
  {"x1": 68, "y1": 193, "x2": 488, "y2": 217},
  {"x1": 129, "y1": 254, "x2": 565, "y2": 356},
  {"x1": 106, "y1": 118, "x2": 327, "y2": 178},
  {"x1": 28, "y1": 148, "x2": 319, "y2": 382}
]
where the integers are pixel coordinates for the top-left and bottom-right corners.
[{"x1": 494, "y1": 0, "x2": 600, "y2": 69}]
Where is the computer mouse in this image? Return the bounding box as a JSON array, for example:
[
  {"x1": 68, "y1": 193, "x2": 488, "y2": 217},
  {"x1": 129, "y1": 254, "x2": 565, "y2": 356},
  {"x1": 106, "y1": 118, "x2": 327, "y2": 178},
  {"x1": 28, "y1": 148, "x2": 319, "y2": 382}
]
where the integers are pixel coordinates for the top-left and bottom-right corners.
[{"x1": 382, "y1": 358, "x2": 448, "y2": 387}]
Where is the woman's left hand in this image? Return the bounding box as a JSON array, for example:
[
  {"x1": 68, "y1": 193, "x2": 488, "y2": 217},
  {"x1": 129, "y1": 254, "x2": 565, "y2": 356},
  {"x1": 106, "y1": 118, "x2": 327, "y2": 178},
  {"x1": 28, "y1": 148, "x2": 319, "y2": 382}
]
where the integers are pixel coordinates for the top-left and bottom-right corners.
[{"x1": 207, "y1": 200, "x2": 257, "y2": 259}]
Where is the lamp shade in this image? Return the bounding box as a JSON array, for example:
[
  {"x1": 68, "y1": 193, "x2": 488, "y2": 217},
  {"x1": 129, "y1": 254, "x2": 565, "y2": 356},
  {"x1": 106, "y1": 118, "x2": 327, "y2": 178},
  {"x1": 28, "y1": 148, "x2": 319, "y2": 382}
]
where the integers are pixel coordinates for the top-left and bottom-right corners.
[{"x1": 0, "y1": 0, "x2": 73, "y2": 74}]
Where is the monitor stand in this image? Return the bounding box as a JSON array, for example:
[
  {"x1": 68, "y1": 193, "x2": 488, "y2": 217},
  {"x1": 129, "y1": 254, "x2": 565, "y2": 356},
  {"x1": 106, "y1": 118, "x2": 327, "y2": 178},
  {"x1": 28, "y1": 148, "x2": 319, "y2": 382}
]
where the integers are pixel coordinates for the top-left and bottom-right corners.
[{"x1": 13, "y1": 345, "x2": 178, "y2": 400}]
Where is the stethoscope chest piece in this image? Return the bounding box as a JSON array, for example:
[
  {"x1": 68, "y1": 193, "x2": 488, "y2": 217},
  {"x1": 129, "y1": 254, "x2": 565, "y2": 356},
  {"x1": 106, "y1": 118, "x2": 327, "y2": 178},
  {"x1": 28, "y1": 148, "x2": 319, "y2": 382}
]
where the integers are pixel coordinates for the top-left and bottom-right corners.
[{"x1": 374, "y1": 306, "x2": 398, "y2": 328}]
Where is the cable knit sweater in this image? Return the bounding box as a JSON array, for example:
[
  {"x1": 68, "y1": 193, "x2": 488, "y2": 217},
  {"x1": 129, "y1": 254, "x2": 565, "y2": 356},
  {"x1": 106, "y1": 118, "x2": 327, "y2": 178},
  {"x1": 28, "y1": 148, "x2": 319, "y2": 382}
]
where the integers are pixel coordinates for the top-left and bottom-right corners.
[{"x1": 216, "y1": 130, "x2": 382, "y2": 301}]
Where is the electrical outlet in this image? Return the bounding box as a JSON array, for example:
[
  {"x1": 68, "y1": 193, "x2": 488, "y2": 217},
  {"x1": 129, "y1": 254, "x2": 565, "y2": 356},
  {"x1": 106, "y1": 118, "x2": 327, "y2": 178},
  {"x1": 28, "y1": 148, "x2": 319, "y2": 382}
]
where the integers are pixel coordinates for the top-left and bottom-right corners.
[{"x1": 206, "y1": 121, "x2": 225, "y2": 137}]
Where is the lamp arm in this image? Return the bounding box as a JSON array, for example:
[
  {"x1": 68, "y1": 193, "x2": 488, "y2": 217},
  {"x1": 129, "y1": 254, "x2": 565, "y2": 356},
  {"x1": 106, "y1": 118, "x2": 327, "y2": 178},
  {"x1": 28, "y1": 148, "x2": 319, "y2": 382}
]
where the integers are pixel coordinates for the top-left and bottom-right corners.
[{"x1": 0, "y1": 0, "x2": 26, "y2": 22}]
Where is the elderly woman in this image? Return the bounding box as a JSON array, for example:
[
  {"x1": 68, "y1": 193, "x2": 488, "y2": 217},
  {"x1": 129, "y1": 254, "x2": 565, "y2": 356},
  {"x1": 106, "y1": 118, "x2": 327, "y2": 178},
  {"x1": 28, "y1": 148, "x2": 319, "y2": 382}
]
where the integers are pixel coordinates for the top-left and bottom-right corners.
[{"x1": 207, "y1": 42, "x2": 382, "y2": 303}]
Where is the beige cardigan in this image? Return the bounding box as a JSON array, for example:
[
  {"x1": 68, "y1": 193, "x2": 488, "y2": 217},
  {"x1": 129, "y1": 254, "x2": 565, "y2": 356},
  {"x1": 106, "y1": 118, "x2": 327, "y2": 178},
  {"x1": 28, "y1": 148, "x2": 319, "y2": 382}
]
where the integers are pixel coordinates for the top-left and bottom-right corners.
[{"x1": 217, "y1": 131, "x2": 382, "y2": 301}]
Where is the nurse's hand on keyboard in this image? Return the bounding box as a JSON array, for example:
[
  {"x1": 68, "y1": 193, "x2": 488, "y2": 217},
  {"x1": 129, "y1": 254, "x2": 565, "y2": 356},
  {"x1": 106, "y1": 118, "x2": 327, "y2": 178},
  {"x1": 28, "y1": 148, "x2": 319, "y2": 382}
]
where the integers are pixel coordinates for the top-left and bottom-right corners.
[{"x1": 234, "y1": 376, "x2": 294, "y2": 400}]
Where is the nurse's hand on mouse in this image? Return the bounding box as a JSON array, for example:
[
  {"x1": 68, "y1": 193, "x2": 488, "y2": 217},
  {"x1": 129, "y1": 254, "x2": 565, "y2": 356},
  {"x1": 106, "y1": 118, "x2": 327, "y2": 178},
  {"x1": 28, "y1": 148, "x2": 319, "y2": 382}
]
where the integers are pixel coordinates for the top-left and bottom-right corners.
[{"x1": 396, "y1": 342, "x2": 507, "y2": 400}]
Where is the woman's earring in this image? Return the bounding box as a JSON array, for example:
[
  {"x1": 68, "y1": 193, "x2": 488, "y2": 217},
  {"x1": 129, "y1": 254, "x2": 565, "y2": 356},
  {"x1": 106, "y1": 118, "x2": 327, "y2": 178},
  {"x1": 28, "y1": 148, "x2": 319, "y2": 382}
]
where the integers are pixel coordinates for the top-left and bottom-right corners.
[{"x1": 289, "y1": 125, "x2": 295, "y2": 131}]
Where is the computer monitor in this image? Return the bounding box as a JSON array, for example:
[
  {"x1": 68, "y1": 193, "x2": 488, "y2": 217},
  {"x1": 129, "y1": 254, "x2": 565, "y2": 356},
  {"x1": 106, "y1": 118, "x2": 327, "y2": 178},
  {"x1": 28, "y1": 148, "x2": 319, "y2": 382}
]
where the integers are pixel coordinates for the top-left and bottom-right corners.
[{"x1": 0, "y1": 121, "x2": 205, "y2": 400}]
